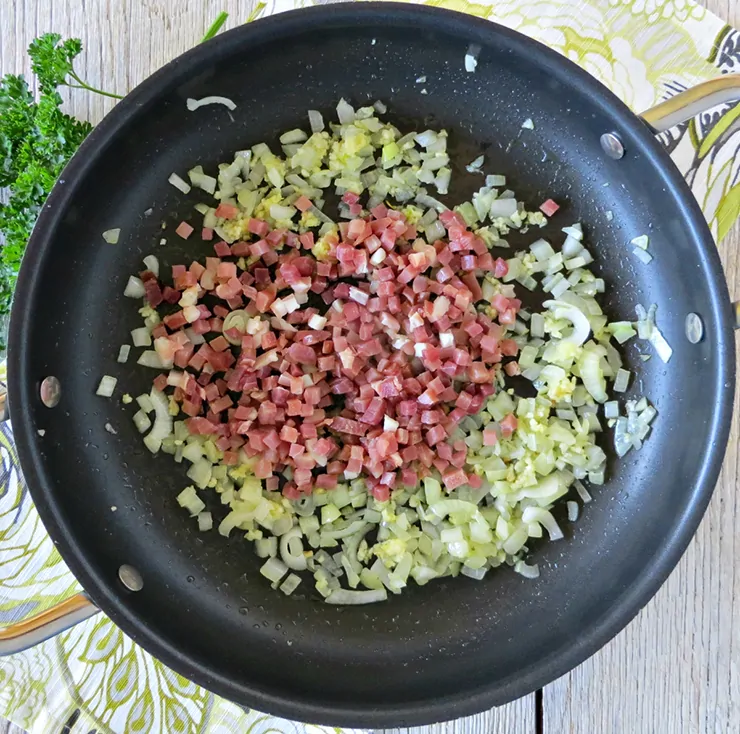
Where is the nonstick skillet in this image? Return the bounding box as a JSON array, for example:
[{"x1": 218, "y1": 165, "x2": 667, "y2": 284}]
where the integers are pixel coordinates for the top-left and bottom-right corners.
[{"x1": 0, "y1": 3, "x2": 737, "y2": 727}]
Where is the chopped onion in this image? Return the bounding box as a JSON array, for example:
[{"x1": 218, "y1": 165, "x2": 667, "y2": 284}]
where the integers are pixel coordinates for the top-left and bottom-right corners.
[
  {"x1": 280, "y1": 573, "x2": 302, "y2": 595},
  {"x1": 137, "y1": 350, "x2": 164, "y2": 369},
  {"x1": 415, "y1": 193, "x2": 448, "y2": 213},
  {"x1": 566, "y1": 501, "x2": 579, "y2": 522},
  {"x1": 280, "y1": 527, "x2": 308, "y2": 571},
  {"x1": 613, "y1": 368, "x2": 630, "y2": 393},
  {"x1": 197, "y1": 512, "x2": 213, "y2": 532},
  {"x1": 544, "y1": 300, "x2": 591, "y2": 346},
  {"x1": 435, "y1": 168, "x2": 451, "y2": 195},
  {"x1": 415, "y1": 130, "x2": 437, "y2": 148},
  {"x1": 465, "y1": 155, "x2": 485, "y2": 173},
  {"x1": 580, "y1": 349, "x2": 607, "y2": 403},
  {"x1": 614, "y1": 416, "x2": 632, "y2": 457},
  {"x1": 574, "y1": 479, "x2": 592, "y2": 503},
  {"x1": 96, "y1": 375, "x2": 117, "y2": 397},
  {"x1": 133, "y1": 410, "x2": 152, "y2": 434},
  {"x1": 489, "y1": 198, "x2": 518, "y2": 219},
  {"x1": 425, "y1": 220, "x2": 446, "y2": 241},
  {"x1": 641, "y1": 405, "x2": 657, "y2": 425},
  {"x1": 631, "y1": 234, "x2": 649, "y2": 249},
  {"x1": 514, "y1": 560, "x2": 539, "y2": 578},
  {"x1": 131, "y1": 327, "x2": 152, "y2": 347},
  {"x1": 521, "y1": 118, "x2": 534, "y2": 130},
  {"x1": 560, "y1": 228, "x2": 583, "y2": 247},
  {"x1": 530, "y1": 312, "x2": 545, "y2": 338},
  {"x1": 184, "y1": 327, "x2": 205, "y2": 346},
  {"x1": 124, "y1": 276, "x2": 146, "y2": 299},
  {"x1": 186, "y1": 95, "x2": 237, "y2": 111},
  {"x1": 280, "y1": 129, "x2": 308, "y2": 145},
  {"x1": 143, "y1": 255, "x2": 159, "y2": 277},
  {"x1": 610, "y1": 321, "x2": 636, "y2": 344},
  {"x1": 148, "y1": 388, "x2": 173, "y2": 443},
  {"x1": 143, "y1": 434, "x2": 162, "y2": 454},
  {"x1": 326, "y1": 588, "x2": 388, "y2": 604},
  {"x1": 632, "y1": 247, "x2": 653, "y2": 264},
  {"x1": 635, "y1": 303, "x2": 652, "y2": 339},
  {"x1": 650, "y1": 326, "x2": 673, "y2": 363},
  {"x1": 522, "y1": 507, "x2": 563, "y2": 540},
  {"x1": 308, "y1": 204, "x2": 333, "y2": 224},
  {"x1": 465, "y1": 43, "x2": 481, "y2": 72},
  {"x1": 308, "y1": 109, "x2": 325, "y2": 133},
  {"x1": 117, "y1": 345, "x2": 131, "y2": 363},
  {"x1": 177, "y1": 486, "x2": 205, "y2": 517},
  {"x1": 550, "y1": 277, "x2": 571, "y2": 299},
  {"x1": 336, "y1": 98, "x2": 355, "y2": 124},
  {"x1": 256, "y1": 537, "x2": 278, "y2": 558},
  {"x1": 260, "y1": 557, "x2": 288, "y2": 584},
  {"x1": 270, "y1": 204, "x2": 296, "y2": 221},
  {"x1": 188, "y1": 166, "x2": 217, "y2": 194},
  {"x1": 168, "y1": 172, "x2": 191, "y2": 194},
  {"x1": 136, "y1": 394, "x2": 153, "y2": 413},
  {"x1": 102, "y1": 228, "x2": 120, "y2": 244},
  {"x1": 461, "y1": 565, "x2": 487, "y2": 580}
]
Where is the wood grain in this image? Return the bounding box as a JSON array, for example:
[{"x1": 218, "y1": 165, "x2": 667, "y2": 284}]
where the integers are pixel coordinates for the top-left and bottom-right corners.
[
  {"x1": 1, "y1": 2, "x2": 739, "y2": 734},
  {"x1": 380, "y1": 700, "x2": 537, "y2": 734}
]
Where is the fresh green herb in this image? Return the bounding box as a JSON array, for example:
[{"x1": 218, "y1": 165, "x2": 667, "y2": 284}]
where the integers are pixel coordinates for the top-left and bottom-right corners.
[
  {"x1": 0, "y1": 34, "x2": 124, "y2": 343},
  {"x1": 247, "y1": 3, "x2": 267, "y2": 23},
  {"x1": 201, "y1": 11, "x2": 230, "y2": 43},
  {"x1": 28, "y1": 34, "x2": 123, "y2": 100},
  {"x1": 0, "y1": 16, "x2": 230, "y2": 348}
]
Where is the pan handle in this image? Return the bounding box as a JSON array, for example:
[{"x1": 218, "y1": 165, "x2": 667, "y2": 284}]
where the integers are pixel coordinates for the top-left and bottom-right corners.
[
  {"x1": 639, "y1": 75, "x2": 740, "y2": 133},
  {"x1": 639, "y1": 79, "x2": 740, "y2": 327},
  {"x1": 0, "y1": 593, "x2": 99, "y2": 655},
  {"x1": 0, "y1": 384, "x2": 101, "y2": 655}
]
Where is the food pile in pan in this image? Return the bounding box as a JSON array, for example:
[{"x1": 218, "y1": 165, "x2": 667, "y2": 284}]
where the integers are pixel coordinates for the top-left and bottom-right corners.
[{"x1": 104, "y1": 99, "x2": 662, "y2": 603}]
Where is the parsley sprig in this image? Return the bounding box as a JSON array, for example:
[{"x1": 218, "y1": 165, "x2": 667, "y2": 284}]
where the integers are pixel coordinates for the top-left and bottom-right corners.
[
  {"x1": 28, "y1": 34, "x2": 124, "y2": 100},
  {"x1": 0, "y1": 15, "x2": 230, "y2": 349},
  {"x1": 0, "y1": 34, "x2": 121, "y2": 341}
]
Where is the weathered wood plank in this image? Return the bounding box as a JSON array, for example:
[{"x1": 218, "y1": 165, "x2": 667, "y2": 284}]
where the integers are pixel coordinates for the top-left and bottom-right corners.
[{"x1": 379, "y1": 700, "x2": 536, "y2": 734}]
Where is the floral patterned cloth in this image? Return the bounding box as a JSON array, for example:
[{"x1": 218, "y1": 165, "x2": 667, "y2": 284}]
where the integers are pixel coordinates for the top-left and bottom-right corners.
[{"x1": 2, "y1": 0, "x2": 740, "y2": 731}]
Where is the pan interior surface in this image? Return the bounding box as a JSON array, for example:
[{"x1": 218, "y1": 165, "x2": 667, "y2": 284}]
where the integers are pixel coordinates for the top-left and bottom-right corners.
[{"x1": 9, "y1": 4, "x2": 734, "y2": 726}]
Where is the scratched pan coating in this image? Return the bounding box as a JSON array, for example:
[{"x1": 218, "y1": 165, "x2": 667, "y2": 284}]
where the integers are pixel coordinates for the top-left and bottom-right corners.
[{"x1": 7, "y1": 3, "x2": 734, "y2": 727}]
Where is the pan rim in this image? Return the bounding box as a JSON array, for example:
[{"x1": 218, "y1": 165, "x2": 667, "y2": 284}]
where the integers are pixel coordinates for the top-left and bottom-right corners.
[{"x1": 7, "y1": 2, "x2": 736, "y2": 726}]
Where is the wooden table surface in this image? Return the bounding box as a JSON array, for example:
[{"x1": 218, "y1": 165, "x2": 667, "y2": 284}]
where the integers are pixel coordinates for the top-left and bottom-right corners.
[{"x1": 1, "y1": 1, "x2": 739, "y2": 732}]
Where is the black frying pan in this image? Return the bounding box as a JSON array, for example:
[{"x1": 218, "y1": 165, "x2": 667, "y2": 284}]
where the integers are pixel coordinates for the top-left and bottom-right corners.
[{"x1": 3, "y1": 3, "x2": 736, "y2": 727}]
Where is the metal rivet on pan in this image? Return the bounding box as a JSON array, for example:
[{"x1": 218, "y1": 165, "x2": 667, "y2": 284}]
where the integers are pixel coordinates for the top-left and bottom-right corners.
[
  {"x1": 39, "y1": 376, "x2": 61, "y2": 408},
  {"x1": 685, "y1": 313, "x2": 704, "y2": 343},
  {"x1": 118, "y1": 564, "x2": 143, "y2": 592},
  {"x1": 600, "y1": 132, "x2": 625, "y2": 160}
]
